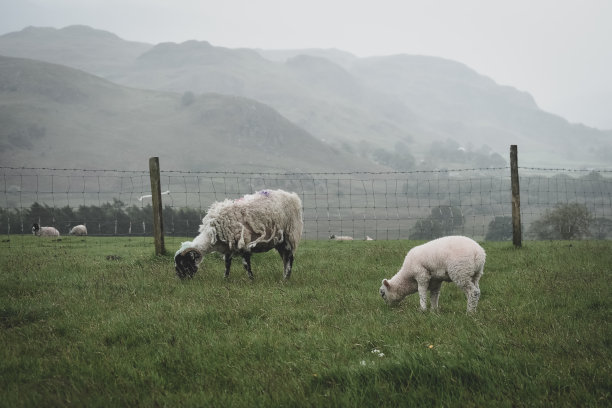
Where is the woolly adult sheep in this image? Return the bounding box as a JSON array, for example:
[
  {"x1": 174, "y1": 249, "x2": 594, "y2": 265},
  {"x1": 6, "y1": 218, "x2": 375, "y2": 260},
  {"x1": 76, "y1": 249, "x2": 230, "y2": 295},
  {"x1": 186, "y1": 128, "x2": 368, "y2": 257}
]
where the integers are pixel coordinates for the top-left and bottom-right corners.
[
  {"x1": 69, "y1": 225, "x2": 87, "y2": 236},
  {"x1": 174, "y1": 189, "x2": 303, "y2": 280},
  {"x1": 32, "y1": 223, "x2": 60, "y2": 237},
  {"x1": 379, "y1": 236, "x2": 486, "y2": 313}
]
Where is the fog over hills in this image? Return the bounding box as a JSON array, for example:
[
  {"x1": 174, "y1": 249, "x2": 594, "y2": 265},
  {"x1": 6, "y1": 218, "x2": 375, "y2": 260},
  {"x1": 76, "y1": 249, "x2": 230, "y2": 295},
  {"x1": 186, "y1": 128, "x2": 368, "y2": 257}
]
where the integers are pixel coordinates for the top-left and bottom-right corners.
[
  {"x1": 0, "y1": 25, "x2": 610, "y2": 171},
  {"x1": 0, "y1": 55, "x2": 373, "y2": 172}
]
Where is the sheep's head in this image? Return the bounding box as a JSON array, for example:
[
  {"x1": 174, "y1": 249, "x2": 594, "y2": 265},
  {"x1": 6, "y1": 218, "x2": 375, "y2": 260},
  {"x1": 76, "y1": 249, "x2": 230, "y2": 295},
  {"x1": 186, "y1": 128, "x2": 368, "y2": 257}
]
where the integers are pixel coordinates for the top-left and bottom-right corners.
[
  {"x1": 174, "y1": 244, "x2": 203, "y2": 279},
  {"x1": 32, "y1": 223, "x2": 40, "y2": 235},
  {"x1": 379, "y1": 279, "x2": 402, "y2": 306}
]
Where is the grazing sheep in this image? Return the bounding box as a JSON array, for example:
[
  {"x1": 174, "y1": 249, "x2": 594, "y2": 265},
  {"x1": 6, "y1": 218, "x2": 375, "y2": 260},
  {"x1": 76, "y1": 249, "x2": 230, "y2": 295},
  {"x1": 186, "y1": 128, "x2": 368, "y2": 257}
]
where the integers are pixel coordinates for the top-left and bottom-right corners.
[
  {"x1": 69, "y1": 224, "x2": 87, "y2": 236},
  {"x1": 32, "y1": 223, "x2": 60, "y2": 237},
  {"x1": 174, "y1": 189, "x2": 303, "y2": 280},
  {"x1": 330, "y1": 234, "x2": 353, "y2": 241},
  {"x1": 379, "y1": 236, "x2": 486, "y2": 313}
]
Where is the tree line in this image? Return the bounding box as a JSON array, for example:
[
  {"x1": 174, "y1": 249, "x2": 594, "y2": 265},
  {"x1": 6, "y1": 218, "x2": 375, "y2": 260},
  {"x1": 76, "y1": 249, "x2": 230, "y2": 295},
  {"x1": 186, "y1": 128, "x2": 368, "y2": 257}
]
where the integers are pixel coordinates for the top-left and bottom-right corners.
[
  {"x1": 0, "y1": 199, "x2": 204, "y2": 237},
  {"x1": 409, "y1": 203, "x2": 612, "y2": 241},
  {"x1": 1, "y1": 200, "x2": 610, "y2": 240}
]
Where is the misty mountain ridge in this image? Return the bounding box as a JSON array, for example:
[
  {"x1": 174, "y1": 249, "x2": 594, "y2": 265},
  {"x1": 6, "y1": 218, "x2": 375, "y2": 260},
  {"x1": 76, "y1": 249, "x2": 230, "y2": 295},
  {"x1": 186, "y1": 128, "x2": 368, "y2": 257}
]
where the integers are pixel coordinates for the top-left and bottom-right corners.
[
  {"x1": 0, "y1": 25, "x2": 610, "y2": 171},
  {"x1": 0, "y1": 25, "x2": 151, "y2": 77}
]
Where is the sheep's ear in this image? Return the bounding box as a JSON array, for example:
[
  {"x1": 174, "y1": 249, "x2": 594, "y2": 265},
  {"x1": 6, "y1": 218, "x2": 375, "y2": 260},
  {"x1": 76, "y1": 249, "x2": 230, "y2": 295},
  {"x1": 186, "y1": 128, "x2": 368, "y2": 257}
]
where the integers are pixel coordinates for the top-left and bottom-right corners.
[{"x1": 383, "y1": 279, "x2": 391, "y2": 289}]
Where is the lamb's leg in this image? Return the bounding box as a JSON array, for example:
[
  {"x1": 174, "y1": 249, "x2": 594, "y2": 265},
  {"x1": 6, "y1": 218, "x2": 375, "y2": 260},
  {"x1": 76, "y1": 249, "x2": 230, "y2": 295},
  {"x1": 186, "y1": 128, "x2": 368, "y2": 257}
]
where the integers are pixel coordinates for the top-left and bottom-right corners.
[
  {"x1": 241, "y1": 253, "x2": 254, "y2": 280},
  {"x1": 223, "y1": 254, "x2": 232, "y2": 278},
  {"x1": 429, "y1": 281, "x2": 443, "y2": 310},
  {"x1": 467, "y1": 285, "x2": 480, "y2": 313},
  {"x1": 417, "y1": 280, "x2": 429, "y2": 311},
  {"x1": 459, "y1": 282, "x2": 480, "y2": 313}
]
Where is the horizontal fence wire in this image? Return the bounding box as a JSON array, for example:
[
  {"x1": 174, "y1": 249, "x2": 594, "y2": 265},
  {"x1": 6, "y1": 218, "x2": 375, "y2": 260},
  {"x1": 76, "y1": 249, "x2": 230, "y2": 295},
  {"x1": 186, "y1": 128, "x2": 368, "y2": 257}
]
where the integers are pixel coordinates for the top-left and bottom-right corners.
[
  {"x1": 1, "y1": 166, "x2": 612, "y2": 248},
  {"x1": 159, "y1": 168, "x2": 512, "y2": 240}
]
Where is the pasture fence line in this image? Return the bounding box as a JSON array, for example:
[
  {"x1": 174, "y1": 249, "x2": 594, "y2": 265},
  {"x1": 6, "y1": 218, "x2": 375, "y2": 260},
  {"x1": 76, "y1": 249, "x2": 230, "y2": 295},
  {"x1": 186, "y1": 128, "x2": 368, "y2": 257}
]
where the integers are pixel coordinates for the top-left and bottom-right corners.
[{"x1": 2, "y1": 150, "x2": 612, "y2": 249}]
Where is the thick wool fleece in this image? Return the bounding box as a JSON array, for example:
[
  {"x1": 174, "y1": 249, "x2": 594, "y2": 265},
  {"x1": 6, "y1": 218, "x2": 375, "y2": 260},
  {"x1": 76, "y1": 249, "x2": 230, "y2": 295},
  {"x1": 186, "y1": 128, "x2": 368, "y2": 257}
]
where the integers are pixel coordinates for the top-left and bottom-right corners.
[
  {"x1": 191, "y1": 190, "x2": 303, "y2": 255},
  {"x1": 380, "y1": 235, "x2": 486, "y2": 312},
  {"x1": 69, "y1": 225, "x2": 87, "y2": 236}
]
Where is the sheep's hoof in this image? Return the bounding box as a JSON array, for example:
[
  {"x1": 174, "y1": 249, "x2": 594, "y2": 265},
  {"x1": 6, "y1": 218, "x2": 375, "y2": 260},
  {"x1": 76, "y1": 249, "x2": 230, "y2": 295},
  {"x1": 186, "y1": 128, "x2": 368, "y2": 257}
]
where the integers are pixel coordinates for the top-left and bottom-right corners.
[{"x1": 174, "y1": 249, "x2": 202, "y2": 279}]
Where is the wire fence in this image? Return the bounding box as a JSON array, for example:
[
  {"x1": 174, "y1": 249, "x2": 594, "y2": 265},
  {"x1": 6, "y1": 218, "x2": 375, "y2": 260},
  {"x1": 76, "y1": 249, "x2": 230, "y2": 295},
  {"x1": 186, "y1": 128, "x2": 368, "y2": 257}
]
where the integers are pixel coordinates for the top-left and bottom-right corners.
[
  {"x1": 2, "y1": 165, "x2": 612, "y2": 248},
  {"x1": 160, "y1": 168, "x2": 511, "y2": 240}
]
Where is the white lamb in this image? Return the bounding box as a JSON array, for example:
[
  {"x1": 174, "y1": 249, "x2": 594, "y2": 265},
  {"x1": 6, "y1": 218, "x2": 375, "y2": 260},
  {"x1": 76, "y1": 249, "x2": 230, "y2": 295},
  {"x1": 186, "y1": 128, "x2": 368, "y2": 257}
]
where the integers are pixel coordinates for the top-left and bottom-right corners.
[
  {"x1": 174, "y1": 189, "x2": 303, "y2": 280},
  {"x1": 379, "y1": 236, "x2": 486, "y2": 313},
  {"x1": 69, "y1": 225, "x2": 87, "y2": 236},
  {"x1": 32, "y1": 223, "x2": 60, "y2": 237}
]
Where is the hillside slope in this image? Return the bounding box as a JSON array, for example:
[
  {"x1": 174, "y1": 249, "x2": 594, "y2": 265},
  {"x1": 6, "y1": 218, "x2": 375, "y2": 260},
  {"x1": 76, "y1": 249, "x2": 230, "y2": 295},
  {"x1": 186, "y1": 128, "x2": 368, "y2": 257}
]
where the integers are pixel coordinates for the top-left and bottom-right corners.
[{"x1": 0, "y1": 56, "x2": 378, "y2": 172}]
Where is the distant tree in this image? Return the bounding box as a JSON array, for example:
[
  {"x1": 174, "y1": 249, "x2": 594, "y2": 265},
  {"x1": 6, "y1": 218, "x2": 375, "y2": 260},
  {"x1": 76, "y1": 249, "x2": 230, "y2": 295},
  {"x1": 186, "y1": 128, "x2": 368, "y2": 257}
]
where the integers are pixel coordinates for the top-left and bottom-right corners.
[
  {"x1": 485, "y1": 216, "x2": 513, "y2": 241},
  {"x1": 0, "y1": 207, "x2": 30, "y2": 234},
  {"x1": 529, "y1": 203, "x2": 592, "y2": 240},
  {"x1": 591, "y1": 217, "x2": 612, "y2": 239},
  {"x1": 410, "y1": 205, "x2": 464, "y2": 239},
  {"x1": 126, "y1": 204, "x2": 153, "y2": 235},
  {"x1": 29, "y1": 202, "x2": 58, "y2": 227},
  {"x1": 163, "y1": 205, "x2": 203, "y2": 236}
]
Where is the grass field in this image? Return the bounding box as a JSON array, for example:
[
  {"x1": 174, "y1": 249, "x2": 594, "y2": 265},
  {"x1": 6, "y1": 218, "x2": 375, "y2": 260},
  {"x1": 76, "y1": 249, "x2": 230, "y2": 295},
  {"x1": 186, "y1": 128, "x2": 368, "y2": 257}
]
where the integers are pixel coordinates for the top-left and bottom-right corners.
[{"x1": 1, "y1": 237, "x2": 610, "y2": 407}]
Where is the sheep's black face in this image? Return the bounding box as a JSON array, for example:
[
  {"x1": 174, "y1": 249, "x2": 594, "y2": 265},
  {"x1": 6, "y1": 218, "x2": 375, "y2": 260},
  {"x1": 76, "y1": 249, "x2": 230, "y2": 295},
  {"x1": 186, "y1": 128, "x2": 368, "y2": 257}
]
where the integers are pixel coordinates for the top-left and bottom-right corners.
[{"x1": 174, "y1": 249, "x2": 202, "y2": 279}]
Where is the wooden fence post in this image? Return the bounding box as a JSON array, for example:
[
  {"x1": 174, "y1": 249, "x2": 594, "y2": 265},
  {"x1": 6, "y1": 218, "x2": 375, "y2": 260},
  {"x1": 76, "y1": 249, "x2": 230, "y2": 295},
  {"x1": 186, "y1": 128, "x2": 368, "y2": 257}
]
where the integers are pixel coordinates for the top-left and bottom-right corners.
[
  {"x1": 149, "y1": 157, "x2": 166, "y2": 255},
  {"x1": 510, "y1": 145, "x2": 522, "y2": 247}
]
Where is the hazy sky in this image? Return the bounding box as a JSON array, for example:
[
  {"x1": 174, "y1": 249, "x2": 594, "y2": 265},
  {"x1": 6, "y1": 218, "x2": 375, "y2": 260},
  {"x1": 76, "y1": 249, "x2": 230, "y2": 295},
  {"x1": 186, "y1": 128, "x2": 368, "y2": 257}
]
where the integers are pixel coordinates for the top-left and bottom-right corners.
[{"x1": 1, "y1": 0, "x2": 611, "y2": 129}]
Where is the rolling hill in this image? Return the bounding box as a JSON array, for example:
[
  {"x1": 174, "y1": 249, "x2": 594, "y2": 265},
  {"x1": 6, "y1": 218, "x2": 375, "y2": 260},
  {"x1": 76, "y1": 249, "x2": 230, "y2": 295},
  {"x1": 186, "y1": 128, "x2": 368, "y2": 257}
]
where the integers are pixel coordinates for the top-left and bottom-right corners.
[{"x1": 0, "y1": 55, "x2": 378, "y2": 172}]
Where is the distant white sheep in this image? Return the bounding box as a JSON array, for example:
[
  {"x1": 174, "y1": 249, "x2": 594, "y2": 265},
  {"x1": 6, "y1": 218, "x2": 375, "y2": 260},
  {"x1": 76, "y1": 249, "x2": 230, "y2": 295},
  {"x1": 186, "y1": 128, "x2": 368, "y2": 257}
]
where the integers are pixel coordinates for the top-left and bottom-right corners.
[
  {"x1": 32, "y1": 223, "x2": 60, "y2": 237},
  {"x1": 174, "y1": 189, "x2": 303, "y2": 280},
  {"x1": 379, "y1": 236, "x2": 486, "y2": 313},
  {"x1": 330, "y1": 234, "x2": 353, "y2": 241},
  {"x1": 69, "y1": 225, "x2": 87, "y2": 236}
]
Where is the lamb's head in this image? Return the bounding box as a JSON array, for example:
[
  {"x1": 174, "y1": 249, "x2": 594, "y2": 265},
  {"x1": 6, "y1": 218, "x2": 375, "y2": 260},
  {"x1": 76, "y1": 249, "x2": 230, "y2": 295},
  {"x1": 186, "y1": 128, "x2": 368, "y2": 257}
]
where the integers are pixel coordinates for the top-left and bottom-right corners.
[
  {"x1": 174, "y1": 242, "x2": 203, "y2": 279},
  {"x1": 379, "y1": 279, "x2": 402, "y2": 306}
]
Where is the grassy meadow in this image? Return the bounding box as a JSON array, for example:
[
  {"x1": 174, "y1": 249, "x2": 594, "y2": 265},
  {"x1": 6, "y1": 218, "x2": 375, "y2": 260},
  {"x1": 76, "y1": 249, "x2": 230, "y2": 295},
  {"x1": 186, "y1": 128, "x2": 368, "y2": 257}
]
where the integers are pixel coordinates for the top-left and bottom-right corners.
[{"x1": 1, "y1": 236, "x2": 610, "y2": 407}]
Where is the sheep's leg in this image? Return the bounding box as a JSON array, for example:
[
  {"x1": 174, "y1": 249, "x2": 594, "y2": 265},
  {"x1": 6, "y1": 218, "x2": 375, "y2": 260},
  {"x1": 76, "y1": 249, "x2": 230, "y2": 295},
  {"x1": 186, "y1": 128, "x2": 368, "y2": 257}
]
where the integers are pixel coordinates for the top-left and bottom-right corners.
[
  {"x1": 429, "y1": 281, "x2": 443, "y2": 310},
  {"x1": 467, "y1": 285, "x2": 480, "y2": 313},
  {"x1": 276, "y1": 246, "x2": 294, "y2": 280},
  {"x1": 417, "y1": 280, "x2": 429, "y2": 311},
  {"x1": 284, "y1": 253, "x2": 294, "y2": 280},
  {"x1": 241, "y1": 253, "x2": 254, "y2": 280},
  {"x1": 472, "y1": 266, "x2": 484, "y2": 288},
  {"x1": 223, "y1": 254, "x2": 232, "y2": 278},
  {"x1": 282, "y1": 250, "x2": 294, "y2": 280},
  {"x1": 459, "y1": 282, "x2": 480, "y2": 313}
]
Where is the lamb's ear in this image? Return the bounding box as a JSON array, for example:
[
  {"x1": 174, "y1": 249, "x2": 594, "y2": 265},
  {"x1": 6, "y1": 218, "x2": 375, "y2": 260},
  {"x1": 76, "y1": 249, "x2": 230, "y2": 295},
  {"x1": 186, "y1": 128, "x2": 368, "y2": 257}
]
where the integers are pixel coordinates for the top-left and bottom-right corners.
[{"x1": 383, "y1": 279, "x2": 391, "y2": 289}]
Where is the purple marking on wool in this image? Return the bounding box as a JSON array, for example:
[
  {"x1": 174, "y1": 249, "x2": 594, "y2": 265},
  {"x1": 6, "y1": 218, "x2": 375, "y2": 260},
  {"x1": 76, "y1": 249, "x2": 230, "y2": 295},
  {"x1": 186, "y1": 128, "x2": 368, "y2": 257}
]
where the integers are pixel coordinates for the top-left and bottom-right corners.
[{"x1": 259, "y1": 190, "x2": 270, "y2": 197}]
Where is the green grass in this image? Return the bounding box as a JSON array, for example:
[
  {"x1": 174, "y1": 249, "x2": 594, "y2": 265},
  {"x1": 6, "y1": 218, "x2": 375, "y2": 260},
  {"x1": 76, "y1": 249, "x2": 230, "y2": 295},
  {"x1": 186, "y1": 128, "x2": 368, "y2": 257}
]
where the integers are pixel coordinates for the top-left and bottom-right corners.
[{"x1": 1, "y1": 237, "x2": 611, "y2": 407}]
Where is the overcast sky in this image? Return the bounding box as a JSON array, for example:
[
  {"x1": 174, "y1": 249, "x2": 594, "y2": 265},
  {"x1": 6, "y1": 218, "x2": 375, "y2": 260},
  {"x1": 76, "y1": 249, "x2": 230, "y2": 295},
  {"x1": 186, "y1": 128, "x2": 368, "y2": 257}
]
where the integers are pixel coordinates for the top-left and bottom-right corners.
[{"x1": 1, "y1": 0, "x2": 611, "y2": 129}]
